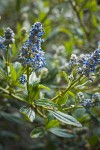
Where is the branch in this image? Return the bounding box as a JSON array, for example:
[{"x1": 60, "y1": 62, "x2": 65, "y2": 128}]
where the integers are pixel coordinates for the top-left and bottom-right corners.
[
  {"x1": 0, "y1": 86, "x2": 28, "y2": 104},
  {"x1": 69, "y1": 0, "x2": 90, "y2": 41},
  {"x1": 51, "y1": 75, "x2": 82, "y2": 101}
]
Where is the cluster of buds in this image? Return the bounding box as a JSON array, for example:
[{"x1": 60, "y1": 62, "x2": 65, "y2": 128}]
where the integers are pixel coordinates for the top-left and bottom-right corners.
[
  {"x1": 19, "y1": 75, "x2": 27, "y2": 84},
  {"x1": 77, "y1": 92, "x2": 100, "y2": 109},
  {"x1": 4, "y1": 27, "x2": 15, "y2": 45},
  {"x1": 0, "y1": 27, "x2": 14, "y2": 50}
]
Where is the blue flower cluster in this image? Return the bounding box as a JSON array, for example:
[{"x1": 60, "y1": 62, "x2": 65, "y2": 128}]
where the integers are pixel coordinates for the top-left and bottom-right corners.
[
  {"x1": 19, "y1": 22, "x2": 46, "y2": 71},
  {"x1": 77, "y1": 92, "x2": 100, "y2": 109},
  {"x1": 81, "y1": 99, "x2": 93, "y2": 109},
  {"x1": 4, "y1": 27, "x2": 15, "y2": 45},
  {"x1": 70, "y1": 43, "x2": 100, "y2": 77},
  {"x1": 0, "y1": 27, "x2": 14, "y2": 50},
  {"x1": 78, "y1": 48, "x2": 100, "y2": 76},
  {"x1": 92, "y1": 92, "x2": 100, "y2": 106},
  {"x1": 19, "y1": 75, "x2": 27, "y2": 84},
  {"x1": 0, "y1": 36, "x2": 5, "y2": 50}
]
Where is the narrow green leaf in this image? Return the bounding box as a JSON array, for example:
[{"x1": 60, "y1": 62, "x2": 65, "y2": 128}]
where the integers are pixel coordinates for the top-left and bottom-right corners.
[
  {"x1": 20, "y1": 106, "x2": 35, "y2": 122},
  {"x1": 0, "y1": 69, "x2": 6, "y2": 79},
  {"x1": 29, "y1": 72, "x2": 39, "y2": 86},
  {"x1": 67, "y1": 91, "x2": 75, "y2": 98},
  {"x1": 11, "y1": 44, "x2": 17, "y2": 56},
  {"x1": 9, "y1": 64, "x2": 17, "y2": 82},
  {"x1": 48, "y1": 110, "x2": 82, "y2": 127},
  {"x1": 34, "y1": 98, "x2": 57, "y2": 109},
  {"x1": 13, "y1": 83, "x2": 25, "y2": 88},
  {"x1": 0, "y1": 112, "x2": 23, "y2": 124},
  {"x1": 16, "y1": 66, "x2": 23, "y2": 79},
  {"x1": 30, "y1": 127, "x2": 45, "y2": 138},
  {"x1": 49, "y1": 127, "x2": 76, "y2": 138},
  {"x1": 62, "y1": 71, "x2": 69, "y2": 83},
  {"x1": 0, "y1": 130, "x2": 18, "y2": 139},
  {"x1": 38, "y1": 84, "x2": 50, "y2": 91},
  {"x1": 46, "y1": 120, "x2": 59, "y2": 129},
  {"x1": 57, "y1": 93, "x2": 68, "y2": 105}
]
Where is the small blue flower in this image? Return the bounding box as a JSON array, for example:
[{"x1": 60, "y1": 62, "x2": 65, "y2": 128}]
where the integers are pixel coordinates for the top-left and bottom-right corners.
[
  {"x1": 81, "y1": 99, "x2": 93, "y2": 109},
  {"x1": 19, "y1": 75, "x2": 27, "y2": 84}
]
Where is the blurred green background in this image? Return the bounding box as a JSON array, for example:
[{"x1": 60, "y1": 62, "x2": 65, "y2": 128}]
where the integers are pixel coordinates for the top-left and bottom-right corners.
[{"x1": 0, "y1": 0, "x2": 100, "y2": 150}]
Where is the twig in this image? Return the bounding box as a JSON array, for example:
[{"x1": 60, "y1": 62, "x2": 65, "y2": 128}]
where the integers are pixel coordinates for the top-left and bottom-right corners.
[
  {"x1": 69, "y1": 0, "x2": 90, "y2": 41},
  {"x1": 51, "y1": 75, "x2": 82, "y2": 101},
  {"x1": 0, "y1": 86, "x2": 28, "y2": 104}
]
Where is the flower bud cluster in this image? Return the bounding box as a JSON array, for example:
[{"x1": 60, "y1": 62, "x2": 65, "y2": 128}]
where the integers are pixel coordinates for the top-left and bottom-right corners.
[
  {"x1": 19, "y1": 22, "x2": 46, "y2": 71},
  {"x1": 77, "y1": 92, "x2": 84, "y2": 100},
  {"x1": 70, "y1": 54, "x2": 78, "y2": 65},
  {"x1": 0, "y1": 27, "x2": 14, "y2": 50},
  {"x1": 19, "y1": 75, "x2": 27, "y2": 84},
  {"x1": 70, "y1": 43, "x2": 100, "y2": 77},
  {"x1": 81, "y1": 99, "x2": 93, "y2": 109},
  {"x1": 77, "y1": 92, "x2": 100, "y2": 109},
  {"x1": 21, "y1": 27, "x2": 27, "y2": 37},
  {"x1": 4, "y1": 27, "x2": 15, "y2": 45},
  {"x1": 92, "y1": 92, "x2": 100, "y2": 106}
]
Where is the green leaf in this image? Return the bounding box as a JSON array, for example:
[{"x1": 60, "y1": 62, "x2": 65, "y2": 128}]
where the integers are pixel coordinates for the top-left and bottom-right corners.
[
  {"x1": 61, "y1": 71, "x2": 69, "y2": 83},
  {"x1": 48, "y1": 110, "x2": 82, "y2": 127},
  {"x1": 0, "y1": 69, "x2": 6, "y2": 79},
  {"x1": 29, "y1": 72, "x2": 39, "y2": 86},
  {"x1": 0, "y1": 112, "x2": 23, "y2": 124},
  {"x1": 46, "y1": 120, "x2": 59, "y2": 129},
  {"x1": 0, "y1": 130, "x2": 19, "y2": 139},
  {"x1": 9, "y1": 64, "x2": 17, "y2": 82},
  {"x1": 49, "y1": 127, "x2": 76, "y2": 138},
  {"x1": 38, "y1": 84, "x2": 50, "y2": 91},
  {"x1": 57, "y1": 93, "x2": 68, "y2": 105},
  {"x1": 30, "y1": 127, "x2": 45, "y2": 138},
  {"x1": 34, "y1": 98, "x2": 57, "y2": 109},
  {"x1": 13, "y1": 83, "x2": 25, "y2": 89},
  {"x1": 11, "y1": 44, "x2": 17, "y2": 56},
  {"x1": 16, "y1": 66, "x2": 23, "y2": 79},
  {"x1": 20, "y1": 106, "x2": 35, "y2": 122},
  {"x1": 67, "y1": 91, "x2": 75, "y2": 98},
  {"x1": 13, "y1": 62, "x2": 23, "y2": 80}
]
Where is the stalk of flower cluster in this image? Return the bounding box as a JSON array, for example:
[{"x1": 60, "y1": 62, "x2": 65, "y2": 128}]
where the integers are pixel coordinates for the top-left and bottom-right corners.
[
  {"x1": 27, "y1": 65, "x2": 30, "y2": 96},
  {"x1": 6, "y1": 45, "x2": 9, "y2": 75},
  {"x1": 18, "y1": 22, "x2": 46, "y2": 98},
  {"x1": 4, "y1": 27, "x2": 15, "y2": 75},
  {"x1": 51, "y1": 75, "x2": 83, "y2": 101}
]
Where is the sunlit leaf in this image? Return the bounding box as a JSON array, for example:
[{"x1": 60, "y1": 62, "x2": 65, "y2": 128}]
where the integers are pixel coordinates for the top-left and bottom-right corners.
[
  {"x1": 9, "y1": 64, "x2": 17, "y2": 82},
  {"x1": 46, "y1": 119, "x2": 59, "y2": 129},
  {"x1": 0, "y1": 69, "x2": 6, "y2": 79},
  {"x1": 20, "y1": 106, "x2": 35, "y2": 122},
  {"x1": 57, "y1": 93, "x2": 68, "y2": 105},
  {"x1": 30, "y1": 127, "x2": 45, "y2": 138},
  {"x1": 38, "y1": 84, "x2": 50, "y2": 91},
  {"x1": 67, "y1": 91, "x2": 75, "y2": 98},
  {"x1": 61, "y1": 71, "x2": 69, "y2": 83},
  {"x1": 49, "y1": 110, "x2": 82, "y2": 127},
  {"x1": 34, "y1": 98, "x2": 57, "y2": 109}
]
